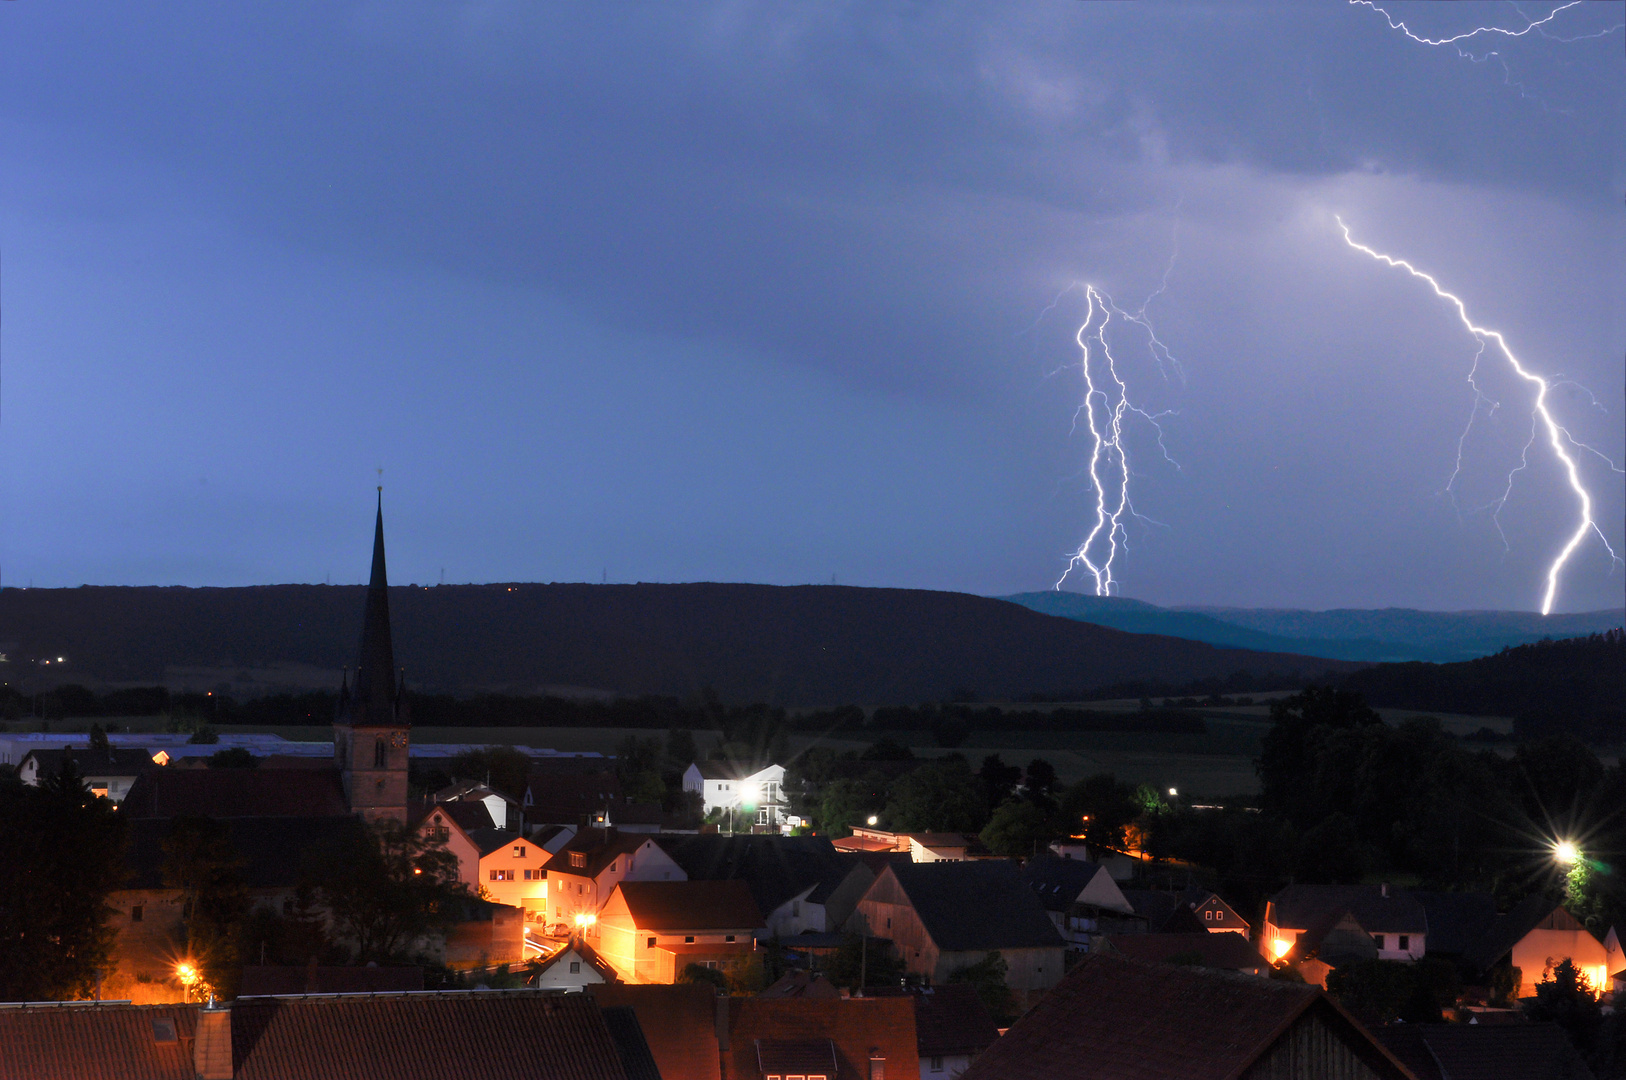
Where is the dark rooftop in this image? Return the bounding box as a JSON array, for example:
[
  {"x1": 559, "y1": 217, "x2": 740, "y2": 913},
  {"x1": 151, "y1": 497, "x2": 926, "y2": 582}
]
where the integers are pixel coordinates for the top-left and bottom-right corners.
[
  {"x1": 121, "y1": 767, "x2": 349, "y2": 820},
  {"x1": 885, "y1": 860, "x2": 1064, "y2": 953}
]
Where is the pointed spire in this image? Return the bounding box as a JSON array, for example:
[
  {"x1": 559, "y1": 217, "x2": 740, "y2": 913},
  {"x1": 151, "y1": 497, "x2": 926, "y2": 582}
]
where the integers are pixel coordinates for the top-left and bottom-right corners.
[{"x1": 347, "y1": 489, "x2": 401, "y2": 724}]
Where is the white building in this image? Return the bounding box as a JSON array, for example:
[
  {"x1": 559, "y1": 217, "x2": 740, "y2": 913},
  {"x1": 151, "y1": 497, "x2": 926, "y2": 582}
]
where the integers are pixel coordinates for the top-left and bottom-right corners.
[{"x1": 682, "y1": 761, "x2": 788, "y2": 828}]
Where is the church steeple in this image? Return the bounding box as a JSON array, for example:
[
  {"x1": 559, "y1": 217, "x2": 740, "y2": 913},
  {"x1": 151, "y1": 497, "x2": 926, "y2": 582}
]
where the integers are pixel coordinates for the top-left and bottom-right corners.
[
  {"x1": 350, "y1": 491, "x2": 400, "y2": 724},
  {"x1": 334, "y1": 490, "x2": 410, "y2": 825}
]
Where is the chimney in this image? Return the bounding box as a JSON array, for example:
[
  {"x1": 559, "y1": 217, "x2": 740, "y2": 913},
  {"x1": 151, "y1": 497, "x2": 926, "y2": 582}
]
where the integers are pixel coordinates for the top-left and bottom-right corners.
[
  {"x1": 715, "y1": 992, "x2": 730, "y2": 1053},
  {"x1": 194, "y1": 1000, "x2": 232, "y2": 1080}
]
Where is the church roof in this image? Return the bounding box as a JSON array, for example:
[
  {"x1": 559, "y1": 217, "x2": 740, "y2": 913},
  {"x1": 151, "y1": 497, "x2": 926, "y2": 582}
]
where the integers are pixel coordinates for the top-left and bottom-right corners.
[{"x1": 337, "y1": 493, "x2": 409, "y2": 729}]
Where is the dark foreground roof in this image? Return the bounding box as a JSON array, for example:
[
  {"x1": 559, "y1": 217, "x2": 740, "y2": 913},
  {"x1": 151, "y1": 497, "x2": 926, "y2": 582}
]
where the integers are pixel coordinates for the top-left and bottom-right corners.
[
  {"x1": 590, "y1": 984, "x2": 722, "y2": 1080},
  {"x1": 1102, "y1": 932, "x2": 1272, "y2": 973},
  {"x1": 0, "y1": 1003, "x2": 197, "y2": 1080},
  {"x1": 958, "y1": 954, "x2": 1412, "y2": 1080},
  {"x1": 888, "y1": 860, "x2": 1064, "y2": 953},
  {"x1": 1374, "y1": 1022, "x2": 1593, "y2": 1080},
  {"x1": 614, "y1": 880, "x2": 763, "y2": 932},
  {"x1": 238, "y1": 966, "x2": 423, "y2": 996},
  {"x1": 864, "y1": 984, "x2": 999, "y2": 1058},
  {"x1": 121, "y1": 768, "x2": 349, "y2": 819},
  {"x1": 0, "y1": 992, "x2": 636, "y2": 1080},
  {"x1": 1022, "y1": 855, "x2": 1113, "y2": 913}
]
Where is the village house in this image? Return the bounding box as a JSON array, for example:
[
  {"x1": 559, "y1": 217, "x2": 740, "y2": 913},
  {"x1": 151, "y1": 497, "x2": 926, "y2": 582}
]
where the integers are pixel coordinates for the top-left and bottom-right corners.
[
  {"x1": 0, "y1": 988, "x2": 653, "y2": 1080},
  {"x1": 862, "y1": 985, "x2": 999, "y2": 1080},
  {"x1": 849, "y1": 860, "x2": 1066, "y2": 1009},
  {"x1": 959, "y1": 953, "x2": 1414, "y2": 1080},
  {"x1": 533, "y1": 938, "x2": 620, "y2": 993},
  {"x1": 1020, "y1": 855, "x2": 1134, "y2": 950},
  {"x1": 17, "y1": 745, "x2": 152, "y2": 803},
  {"x1": 544, "y1": 827, "x2": 687, "y2": 934},
  {"x1": 416, "y1": 801, "x2": 494, "y2": 886},
  {"x1": 1184, "y1": 886, "x2": 1250, "y2": 936},
  {"x1": 597, "y1": 879, "x2": 764, "y2": 985},
  {"x1": 657, "y1": 834, "x2": 873, "y2": 938},
  {"x1": 1263, "y1": 883, "x2": 1427, "y2": 964},
  {"x1": 684, "y1": 760, "x2": 789, "y2": 828},
  {"x1": 1464, "y1": 896, "x2": 1614, "y2": 998},
  {"x1": 428, "y1": 780, "x2": 521, "y2": 831},
  {"x1": 832, "y1": 827, "x2": 987, "y2": 863},
  {"x1": 523, "y1": 768, "x2": 625, "y2": 830}
]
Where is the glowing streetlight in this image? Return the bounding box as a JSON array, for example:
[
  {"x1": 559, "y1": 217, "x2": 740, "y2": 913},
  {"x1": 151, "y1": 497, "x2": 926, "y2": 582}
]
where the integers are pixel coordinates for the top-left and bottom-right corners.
[
  {"x1": 176, "y1": 962, "x2": 200, "y2": 987},
  {"x1": 1167, "y1": 788, "x2": 1178, "y2": 798},
  {"x1": 574, "y1": 912, "x2": 596, "y2": 930},
  {"x1": 1554, "y1": 840, "x2": 1580, "y2": 866},
  {"x1": 866, "y1": 815, "x2": 879, "y2": 827}
]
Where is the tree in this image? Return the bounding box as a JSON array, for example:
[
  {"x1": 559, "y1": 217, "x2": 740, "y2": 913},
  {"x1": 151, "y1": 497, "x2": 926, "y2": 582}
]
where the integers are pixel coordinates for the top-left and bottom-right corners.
[
  {"x1": 816, "y1": 775, "x2": 886, "y2": 836},
  {"x1": 161, "y1": 816, "x2": 250, "y2": 998},
  {"x1": 886, "y1": 756, "x2": 989, "y2": 833},
  {"x1": 948, "y1": 951, "x2": 1015, "y2": 1022},
  {"x1": 448, "y1": 745, "x2": 533, "y2": 801},
  {"x1": 664, "y1": 728, "x2": 698, "y2": 772},
  {"x1": 1524, "y1": 958, "x2": 1604, "y2": 1062},
  {"x1": 1257, "y1": 688, "x2": 1380, "y2": 820},
  {"x1": 978, "y1": 755, "x2": 1022, "y2": 812},
  {"x1": 979, "y1": 800, "x2": 1057, "y2": 857},
  {"x1": 1023, "y1": 759, "x2": 1059, "y2": 803},
  {"x1": 302, "y1": 820, "x2": 470, "y2": 962},
  {"x1": 614, "y1": 736, "x2": 667, "y2": 806},
  {"x1": 679, "y1": 962, "x2": 730, "y2": 991},
  {"x1": 826, "y1": 933, "x2": 905, "y2": 990},
  {"x1": 207, "y1": 747, "x2": 259, "y2": 769},
  {"x1": 0, "y1": 760, "x2": 128, "y2": 1000},
  {"x1": 1059, "y1": 773, "x2": 1139, "y2": 851},
  {"x1": 87, "y1": 723, "x2": 110, "y2": 755}
]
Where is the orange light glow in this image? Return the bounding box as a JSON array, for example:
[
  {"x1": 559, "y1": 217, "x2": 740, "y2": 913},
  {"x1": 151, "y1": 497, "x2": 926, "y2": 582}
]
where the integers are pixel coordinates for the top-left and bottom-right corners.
[
  {"x1": 176, "y1": 962, "x2": 200, "y2": 986},
  {"x1": 1269, "y1": 938, "x2": 1292, "y2": 959}
]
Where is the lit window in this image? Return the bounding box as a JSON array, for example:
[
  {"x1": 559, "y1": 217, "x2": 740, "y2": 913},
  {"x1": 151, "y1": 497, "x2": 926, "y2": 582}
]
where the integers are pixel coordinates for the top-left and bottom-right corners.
[
  {"x1": 570, "y1": 852, "x2": 587, "y2": 869},
  {"x1": 515, "y1": 846, "x2": 526, "y2": 858}
]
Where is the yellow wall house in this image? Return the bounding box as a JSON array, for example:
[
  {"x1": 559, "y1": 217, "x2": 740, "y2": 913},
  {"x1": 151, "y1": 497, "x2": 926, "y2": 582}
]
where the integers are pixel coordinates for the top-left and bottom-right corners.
[
  {"x1": 1506, "y1": 906, "x2": 1611, "y2": 998},
  {"x1": 597, "y1": 880, "x2": 763, "y2": 985}
]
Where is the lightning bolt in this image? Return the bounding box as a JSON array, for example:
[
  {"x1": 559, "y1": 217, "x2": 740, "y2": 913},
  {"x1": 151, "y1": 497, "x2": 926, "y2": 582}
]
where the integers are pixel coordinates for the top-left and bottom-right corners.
[
  {"x1": 1349, "y1": 0, "x2": 1623, "y2": 51},
  {"x1": 1337, "y1": 216, "x2": 1623, "y2": 615},
  {"x1": 1053, "y1": 284, "x2": 1181, "y2": 596}
]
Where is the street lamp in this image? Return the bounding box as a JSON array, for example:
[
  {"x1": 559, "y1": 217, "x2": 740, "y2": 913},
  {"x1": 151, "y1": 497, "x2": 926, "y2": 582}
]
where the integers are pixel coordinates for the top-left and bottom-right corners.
[
  {"x1": 866, "y1": 815, "x2": 879, "y2": 827},
  {"x1": 1554, "y1": 840, "x2": 1580, "y2": 866}
]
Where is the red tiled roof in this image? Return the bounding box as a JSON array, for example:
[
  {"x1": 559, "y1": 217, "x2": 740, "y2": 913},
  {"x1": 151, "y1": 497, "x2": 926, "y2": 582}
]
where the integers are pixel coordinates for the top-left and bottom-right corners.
[
  {"x1": 959, "y1": 954, "x2": 1412, "y2": 1080},
  {"x1": 0, "y1": 1003, "x2": 196, "y2": 1080},
  {"x1": 229, "y1": 991, "x2": 628, "y2": 1080},
  {"x1": 238, "y1": 966, "x2": 424, "y2": 996},
  {"x1": 120, "y1": 768, "x2": 349, "y2": 819},
  {"x1": 614, "y1": 881, "x2": 762, "y2": 933},
  {"x1": 723, "y1": 997, "x2": 919, "y2": 1080},
  {"x1": 591, "y1": 984, "x2": 722, "y2": 1080}
]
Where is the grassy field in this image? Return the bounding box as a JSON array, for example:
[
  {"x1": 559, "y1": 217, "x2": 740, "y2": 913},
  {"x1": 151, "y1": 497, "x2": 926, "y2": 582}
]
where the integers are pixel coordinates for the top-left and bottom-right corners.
[{"x1": 22, "y1": 700, "x2": 1564, "y2": 802}]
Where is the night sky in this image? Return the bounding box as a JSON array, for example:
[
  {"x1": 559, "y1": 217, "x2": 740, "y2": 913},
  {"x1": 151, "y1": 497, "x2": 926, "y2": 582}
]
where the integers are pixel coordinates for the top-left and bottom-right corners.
[{"x1": 2, "y1": 2, "x2": 1621, "y2": 613}]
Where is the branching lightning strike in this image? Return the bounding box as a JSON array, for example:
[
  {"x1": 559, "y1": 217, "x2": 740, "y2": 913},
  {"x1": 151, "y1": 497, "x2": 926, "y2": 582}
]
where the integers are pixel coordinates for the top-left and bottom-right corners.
[
  {"x1": 1350, "y1": 0, "x2": 1623, "y2": 51},
  {"x1": 1053, "y1": 282, "x2": 1181, "y2": 597},
  {"x1": 1337, "y1": 217, "x2": 1623, "y2": 615}
]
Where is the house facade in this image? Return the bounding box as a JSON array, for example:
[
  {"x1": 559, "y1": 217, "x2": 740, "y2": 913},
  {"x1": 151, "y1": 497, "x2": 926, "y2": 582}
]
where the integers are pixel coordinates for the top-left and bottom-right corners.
[
  {"x1": 597, "y1": 880, "x2": 764, "y2": 985},
  {"x1": 683, "y1": 761, "x2": 788, "y2": 828},
  {"x1": 1264, "y1": 884, "x2": 1426, "y2": 964},
  {"x1": 851, "y1": 861, "x2": 1065, "y2": 1007},
  {"x1": 544, "y1": 828, "x2": 687, "y2": 934},
  {"x1": 18, "y1": 746, "x2": 152, "y2": 803}
]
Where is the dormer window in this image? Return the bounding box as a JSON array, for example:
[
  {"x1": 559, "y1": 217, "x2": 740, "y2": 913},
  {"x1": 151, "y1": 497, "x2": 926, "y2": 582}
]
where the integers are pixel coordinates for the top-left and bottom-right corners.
[{"x1": 570, "y1": 851, "x2": 587, "y2": 869}]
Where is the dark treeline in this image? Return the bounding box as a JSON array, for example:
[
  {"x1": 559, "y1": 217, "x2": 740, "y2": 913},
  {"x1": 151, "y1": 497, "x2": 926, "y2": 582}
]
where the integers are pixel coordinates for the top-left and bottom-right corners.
[{"x1": 1342, "y1": 630, "x2": 1625, "y2": 743}]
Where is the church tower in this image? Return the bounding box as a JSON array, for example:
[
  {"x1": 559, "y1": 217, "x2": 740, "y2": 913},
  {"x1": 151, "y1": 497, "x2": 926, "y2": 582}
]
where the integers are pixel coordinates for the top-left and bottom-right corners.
[{"x1": 334, "y1": 492, "x2": 410, "y2": 825}]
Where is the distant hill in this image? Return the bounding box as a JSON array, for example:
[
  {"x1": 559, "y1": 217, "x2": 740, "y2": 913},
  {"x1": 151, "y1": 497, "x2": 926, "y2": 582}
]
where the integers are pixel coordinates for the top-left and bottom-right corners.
[
  {"x1": 1000, "y1": 592, "x2": 1625, "y2": 663},
  {"x1": 1343, "y1": 630, "x2": 1626, "y2": 744},
  {"x1": 0, "y1": 583, "x2": 1354, "y2": 708}
]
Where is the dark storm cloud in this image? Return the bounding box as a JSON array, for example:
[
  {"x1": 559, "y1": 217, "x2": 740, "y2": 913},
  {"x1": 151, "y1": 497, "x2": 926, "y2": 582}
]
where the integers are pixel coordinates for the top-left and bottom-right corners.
[{"x1": 5, "y1": 2, "x2": 1617, "y2": 395}]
